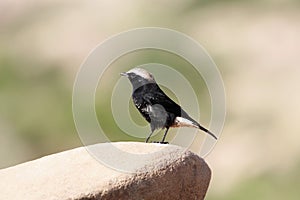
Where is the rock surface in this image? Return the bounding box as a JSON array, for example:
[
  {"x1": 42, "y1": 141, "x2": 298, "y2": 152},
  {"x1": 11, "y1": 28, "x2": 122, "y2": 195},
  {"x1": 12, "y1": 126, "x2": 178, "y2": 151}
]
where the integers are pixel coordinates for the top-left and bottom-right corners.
[{"x1": 0, "y1": 142, "x2": 211, "y2": 200}]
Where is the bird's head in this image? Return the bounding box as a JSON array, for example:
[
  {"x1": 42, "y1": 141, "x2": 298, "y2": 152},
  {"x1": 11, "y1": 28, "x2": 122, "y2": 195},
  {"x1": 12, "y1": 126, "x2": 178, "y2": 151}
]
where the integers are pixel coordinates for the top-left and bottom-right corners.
[{"x1": 120, "y1": 68, "x2": 156, "y2": 90}]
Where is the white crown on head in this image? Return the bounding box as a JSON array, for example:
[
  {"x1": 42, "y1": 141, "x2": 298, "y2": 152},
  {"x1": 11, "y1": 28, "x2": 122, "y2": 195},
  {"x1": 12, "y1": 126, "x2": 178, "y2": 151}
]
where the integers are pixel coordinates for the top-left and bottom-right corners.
[{"x1": 127, "y1": 68, "x2": 155, "y2": 81}]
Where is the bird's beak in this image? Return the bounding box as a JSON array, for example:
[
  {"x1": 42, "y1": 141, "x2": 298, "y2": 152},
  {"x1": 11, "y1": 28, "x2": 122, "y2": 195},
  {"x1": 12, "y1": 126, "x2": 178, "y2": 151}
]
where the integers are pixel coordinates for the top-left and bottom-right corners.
[{"x1": 120, "y1": 72, "x2": 128, "y2": 77}]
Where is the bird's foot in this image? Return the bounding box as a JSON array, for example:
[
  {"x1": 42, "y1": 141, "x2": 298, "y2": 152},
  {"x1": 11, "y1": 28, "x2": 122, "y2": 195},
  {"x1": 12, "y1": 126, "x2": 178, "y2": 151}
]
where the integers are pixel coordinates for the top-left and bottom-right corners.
[
  {"x1": 152, "y1": 141, "x2": 169, "y2": 144},
  {"x1": 160, "y1": 141, "x2": 169, "y2": 144}
]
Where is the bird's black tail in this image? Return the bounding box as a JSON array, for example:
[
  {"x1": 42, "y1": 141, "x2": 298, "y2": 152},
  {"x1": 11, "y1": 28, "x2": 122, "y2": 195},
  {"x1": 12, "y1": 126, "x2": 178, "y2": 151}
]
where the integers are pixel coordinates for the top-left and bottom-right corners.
[
  {"x1": 181, "y1": 112, "x2": 218, "y2": 140},
  {"x1": 197, "y1": 124, "x2": 218, "y2": 140}
]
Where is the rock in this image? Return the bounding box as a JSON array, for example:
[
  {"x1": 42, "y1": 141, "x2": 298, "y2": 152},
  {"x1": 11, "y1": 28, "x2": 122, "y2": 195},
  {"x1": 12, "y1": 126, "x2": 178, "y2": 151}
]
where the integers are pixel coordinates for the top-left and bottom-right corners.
[{"x1": 0, "y1": 142, "x2": 211, "y2": 200}]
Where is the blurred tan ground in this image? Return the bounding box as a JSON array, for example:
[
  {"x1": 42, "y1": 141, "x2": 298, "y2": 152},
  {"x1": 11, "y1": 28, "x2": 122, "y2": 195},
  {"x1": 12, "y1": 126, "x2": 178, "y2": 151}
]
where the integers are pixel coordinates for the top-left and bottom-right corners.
[{"x1": 1, "y1": 0, "x2": 300, "y2": 199}]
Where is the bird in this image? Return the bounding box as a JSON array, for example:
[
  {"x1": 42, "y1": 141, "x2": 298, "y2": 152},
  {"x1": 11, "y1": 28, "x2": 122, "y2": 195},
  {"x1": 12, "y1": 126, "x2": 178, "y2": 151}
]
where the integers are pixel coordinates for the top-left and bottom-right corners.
[{"x1": 120, "y1": 68, "x2": 217, "y2": 144}]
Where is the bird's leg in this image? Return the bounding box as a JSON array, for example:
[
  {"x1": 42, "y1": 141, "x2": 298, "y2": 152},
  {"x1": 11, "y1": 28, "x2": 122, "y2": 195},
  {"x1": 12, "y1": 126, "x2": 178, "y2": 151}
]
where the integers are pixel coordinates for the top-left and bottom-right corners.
[
  {"x1": 145, "y1": 131, "x2": 154, "y2": 143},
  {"x1": 160, "y1": 127, "x2": 170, "y2": 144}
]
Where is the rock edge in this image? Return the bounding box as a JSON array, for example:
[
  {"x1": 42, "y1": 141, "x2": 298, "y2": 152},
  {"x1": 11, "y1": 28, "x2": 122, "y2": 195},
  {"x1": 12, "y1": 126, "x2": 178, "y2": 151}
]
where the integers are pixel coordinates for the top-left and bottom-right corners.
[{"x1": 0, "y1": 142, "x2": 211, "y2": 200}]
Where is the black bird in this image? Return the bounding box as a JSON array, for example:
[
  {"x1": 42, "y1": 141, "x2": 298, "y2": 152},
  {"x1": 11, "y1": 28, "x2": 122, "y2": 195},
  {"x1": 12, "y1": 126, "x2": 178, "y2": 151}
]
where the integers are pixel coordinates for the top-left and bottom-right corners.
[{"x1": 120, "y1": 68, "x2": 217, "y2": 144}]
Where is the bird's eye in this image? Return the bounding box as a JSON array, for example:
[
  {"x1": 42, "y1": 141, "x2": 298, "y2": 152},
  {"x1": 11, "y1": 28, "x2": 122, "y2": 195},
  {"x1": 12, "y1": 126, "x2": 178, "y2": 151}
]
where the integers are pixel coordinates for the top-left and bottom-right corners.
[{"x1": 130, "y1": 73, "x2": 137, "y2": 78}]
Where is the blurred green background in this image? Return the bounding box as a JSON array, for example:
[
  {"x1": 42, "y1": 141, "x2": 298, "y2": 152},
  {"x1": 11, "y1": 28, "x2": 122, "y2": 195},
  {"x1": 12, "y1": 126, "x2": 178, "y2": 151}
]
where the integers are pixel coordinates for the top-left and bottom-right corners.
[{"x1": 1, "y1": 0, "x2": 300, "y2": 199}]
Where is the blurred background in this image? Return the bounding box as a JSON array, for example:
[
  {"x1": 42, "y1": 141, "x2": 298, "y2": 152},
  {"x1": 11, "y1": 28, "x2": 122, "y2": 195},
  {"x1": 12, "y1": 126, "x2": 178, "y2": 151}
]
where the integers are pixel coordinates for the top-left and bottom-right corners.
[{"x1": 1, "y1": 0, "x2": 300, "y2": 199}]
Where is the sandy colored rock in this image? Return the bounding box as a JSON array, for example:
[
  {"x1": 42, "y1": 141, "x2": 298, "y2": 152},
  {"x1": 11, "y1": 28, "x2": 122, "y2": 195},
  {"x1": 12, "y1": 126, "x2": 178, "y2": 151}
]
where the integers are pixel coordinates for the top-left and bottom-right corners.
[{"x1": 0, "y1": 142, "x2": 211, "y2": 200}]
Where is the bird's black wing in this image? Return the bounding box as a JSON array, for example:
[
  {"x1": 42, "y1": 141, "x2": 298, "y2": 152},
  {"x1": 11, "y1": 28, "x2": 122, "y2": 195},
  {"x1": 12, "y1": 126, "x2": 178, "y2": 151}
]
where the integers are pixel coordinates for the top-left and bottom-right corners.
[
  {"x1": 143, "y1": 85, "x2": 200, "y2": 124},
  {"x1": 143, "y1": 86, "x2": 186, "y2": 118}
]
